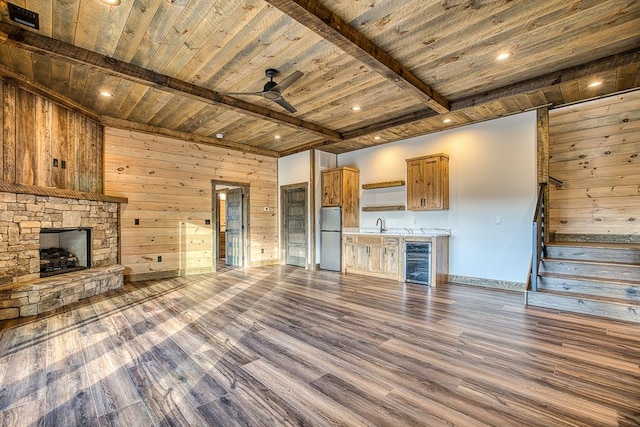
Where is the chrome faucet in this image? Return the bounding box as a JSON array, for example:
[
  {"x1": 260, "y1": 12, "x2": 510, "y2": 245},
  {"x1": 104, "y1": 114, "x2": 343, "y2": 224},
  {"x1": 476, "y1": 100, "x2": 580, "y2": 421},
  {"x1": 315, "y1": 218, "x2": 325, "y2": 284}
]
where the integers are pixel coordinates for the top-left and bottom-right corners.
[{"x1": 376, "y1": 218, "x2": 385, "y2": 233}]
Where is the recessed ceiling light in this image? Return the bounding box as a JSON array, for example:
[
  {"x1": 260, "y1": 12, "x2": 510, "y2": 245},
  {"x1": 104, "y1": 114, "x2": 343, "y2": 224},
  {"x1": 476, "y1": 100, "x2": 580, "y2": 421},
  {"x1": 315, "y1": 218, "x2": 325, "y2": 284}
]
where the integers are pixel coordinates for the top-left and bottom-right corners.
[
  {"x1": 215, "y1": 133, "x2": 223, "y2": 139},
  {"x1": 587, "y1": 81, "x2": 602, "y2": 88},
  {"x1": 274, "y1": 134, "x2": 281, "y2": 139},
  {"x1": 443, "y1": 118, "x2": 452, "y2": 123},
  {"x1": 373, "y1": 136, "x2": 381, "y2": 140},
  {"x1": 100, "y1": 0, "x2": 121, "y2": 5},
  {"x1": 99, "y1": 91, "x2": 113, "y2": 97},
  {"x1": 351, "y1": 105, "x2": 361, "y2": 112},
  {"x1": 496, "y1": 52, "x2": 511, "y2": 61}
]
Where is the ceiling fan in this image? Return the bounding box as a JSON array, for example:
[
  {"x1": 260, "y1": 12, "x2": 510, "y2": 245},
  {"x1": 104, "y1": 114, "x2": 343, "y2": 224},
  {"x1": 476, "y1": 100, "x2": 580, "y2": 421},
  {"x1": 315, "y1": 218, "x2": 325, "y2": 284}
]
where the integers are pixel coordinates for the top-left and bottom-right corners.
[{"x1": 222, "y1": 68, "x2": 303, "y2": 113}]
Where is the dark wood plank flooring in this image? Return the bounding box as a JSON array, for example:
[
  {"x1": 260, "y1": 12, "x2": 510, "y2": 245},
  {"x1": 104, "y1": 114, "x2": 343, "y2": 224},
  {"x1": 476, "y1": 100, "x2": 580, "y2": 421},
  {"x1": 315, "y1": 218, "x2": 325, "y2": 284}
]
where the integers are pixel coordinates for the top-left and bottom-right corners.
[{"x1": 1, "y1": 265, "x2": 639, "y2": 426}]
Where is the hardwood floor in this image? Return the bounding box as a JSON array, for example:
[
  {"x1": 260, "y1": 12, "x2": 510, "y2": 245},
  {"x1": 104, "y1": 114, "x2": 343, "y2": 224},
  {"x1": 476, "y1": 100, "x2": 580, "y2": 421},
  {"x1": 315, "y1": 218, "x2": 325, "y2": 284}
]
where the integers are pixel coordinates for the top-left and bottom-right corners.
[{"x1": 1, "y1": 265, "x2": 639, "y2": 426}]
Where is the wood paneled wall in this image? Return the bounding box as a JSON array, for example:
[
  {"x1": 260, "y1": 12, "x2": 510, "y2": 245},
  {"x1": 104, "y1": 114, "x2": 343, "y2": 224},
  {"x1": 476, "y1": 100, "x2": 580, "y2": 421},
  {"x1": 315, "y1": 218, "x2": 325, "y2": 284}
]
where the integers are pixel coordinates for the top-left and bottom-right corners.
[
  {"x1": 548, "y1": 90, "x2": 640, "y2": 236},
  {"x1": 0, "y1": 79, "x2": 103, "y2": 193},
  {"x1": 104, "y1": 128, "x2": 278, "y2": 280}
]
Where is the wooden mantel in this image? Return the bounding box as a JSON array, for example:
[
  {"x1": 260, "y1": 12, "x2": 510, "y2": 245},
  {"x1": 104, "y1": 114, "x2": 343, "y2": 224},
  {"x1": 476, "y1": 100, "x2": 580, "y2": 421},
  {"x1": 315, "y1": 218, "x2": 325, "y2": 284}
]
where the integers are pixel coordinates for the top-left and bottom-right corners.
[{"x1": 0, "y1": 182, "x2": 128, "y2": 204}]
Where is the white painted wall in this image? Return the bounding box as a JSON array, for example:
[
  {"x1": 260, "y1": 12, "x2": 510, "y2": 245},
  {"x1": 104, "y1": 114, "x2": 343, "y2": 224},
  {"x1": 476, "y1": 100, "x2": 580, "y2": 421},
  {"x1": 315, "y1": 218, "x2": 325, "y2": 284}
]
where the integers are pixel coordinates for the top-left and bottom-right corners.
[{"x1": 338, "y1": 112, "x2": 537, "y2": 283}]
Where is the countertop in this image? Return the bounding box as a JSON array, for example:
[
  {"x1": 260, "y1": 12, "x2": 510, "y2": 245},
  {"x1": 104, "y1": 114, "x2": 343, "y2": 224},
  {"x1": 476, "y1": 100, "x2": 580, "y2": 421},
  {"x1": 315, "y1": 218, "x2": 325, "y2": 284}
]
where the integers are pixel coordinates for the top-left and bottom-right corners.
[{"x1": 343, "y1": 227, "x2": 451, "y2": 237}]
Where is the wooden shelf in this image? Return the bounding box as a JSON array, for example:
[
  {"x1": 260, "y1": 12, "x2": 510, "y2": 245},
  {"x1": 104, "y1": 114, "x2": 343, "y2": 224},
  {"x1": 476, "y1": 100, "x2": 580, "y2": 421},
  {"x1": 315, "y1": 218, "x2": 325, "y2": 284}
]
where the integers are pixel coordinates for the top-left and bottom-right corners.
[
  {"x1": 362, "y1": 180, "x2": 405, "y2": 190},
  {"x1": 0, "y1": 181, "x2": 128, "y2": 203},
  {"x1": 362, "y1": 205, "x2": 405, "y2": 212}
]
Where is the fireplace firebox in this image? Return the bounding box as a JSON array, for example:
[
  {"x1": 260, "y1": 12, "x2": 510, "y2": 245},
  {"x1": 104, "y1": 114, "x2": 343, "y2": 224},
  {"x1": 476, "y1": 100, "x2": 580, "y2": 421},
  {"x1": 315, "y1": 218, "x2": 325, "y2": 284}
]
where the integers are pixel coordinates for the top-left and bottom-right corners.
[{"x1": 39, "y1": 228, "x2": 92, "y2": 277}]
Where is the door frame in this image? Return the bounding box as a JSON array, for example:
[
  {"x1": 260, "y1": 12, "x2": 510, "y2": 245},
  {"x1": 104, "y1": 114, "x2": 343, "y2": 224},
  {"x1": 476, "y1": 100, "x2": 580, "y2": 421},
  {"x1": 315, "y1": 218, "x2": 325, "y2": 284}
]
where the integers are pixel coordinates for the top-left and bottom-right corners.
[
  {"x1": 280, "y1": 182, "x2": 309, "y2": 268},
  {"x1": 212, "y1": 180, "x2": 250, "y2": 271}
]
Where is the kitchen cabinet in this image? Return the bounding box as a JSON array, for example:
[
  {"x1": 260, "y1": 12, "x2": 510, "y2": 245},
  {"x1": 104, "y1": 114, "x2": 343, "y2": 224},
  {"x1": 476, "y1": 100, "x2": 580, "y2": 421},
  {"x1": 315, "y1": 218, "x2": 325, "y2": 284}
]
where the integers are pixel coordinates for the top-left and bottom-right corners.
[
  {"x1": 406, "y1": 154, "x2": 449, "y2": 210},
  {"x1": 343, "y1": 234, "x2": 399, "y2": 279},
  {"x1": 342, "y1": 232, "x2": 449, "y2": 286},
  {"x1": 321, "y1": 167, "x2": 360, "y2": 227}
]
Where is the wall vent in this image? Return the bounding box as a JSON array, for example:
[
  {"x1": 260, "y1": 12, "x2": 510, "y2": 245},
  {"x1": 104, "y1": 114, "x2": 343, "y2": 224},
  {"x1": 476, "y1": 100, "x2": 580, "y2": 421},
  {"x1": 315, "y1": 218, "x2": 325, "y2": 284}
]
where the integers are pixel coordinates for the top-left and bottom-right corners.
[{"x1": 8, "y1": 3, "x2": 40, "y2": 30}]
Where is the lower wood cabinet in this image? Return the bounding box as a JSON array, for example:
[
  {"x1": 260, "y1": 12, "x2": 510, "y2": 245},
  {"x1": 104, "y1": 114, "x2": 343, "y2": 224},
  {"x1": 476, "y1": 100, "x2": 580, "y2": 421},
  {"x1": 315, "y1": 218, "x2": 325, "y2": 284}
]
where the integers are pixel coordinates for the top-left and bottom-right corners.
[
  {"x1": 343, "y1": 235, "x2": 400, "y2": 279},
  {"x1": 342, "y1": 233, "x2": 448, "y2": 285}
]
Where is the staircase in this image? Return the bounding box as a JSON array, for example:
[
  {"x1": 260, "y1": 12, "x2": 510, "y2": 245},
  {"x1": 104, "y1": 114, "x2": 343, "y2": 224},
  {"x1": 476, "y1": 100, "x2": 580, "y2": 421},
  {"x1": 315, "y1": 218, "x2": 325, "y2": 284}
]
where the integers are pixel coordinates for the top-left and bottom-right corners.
[{"x1": 526, "y1": 242, "x2": 640, "y2": 323}]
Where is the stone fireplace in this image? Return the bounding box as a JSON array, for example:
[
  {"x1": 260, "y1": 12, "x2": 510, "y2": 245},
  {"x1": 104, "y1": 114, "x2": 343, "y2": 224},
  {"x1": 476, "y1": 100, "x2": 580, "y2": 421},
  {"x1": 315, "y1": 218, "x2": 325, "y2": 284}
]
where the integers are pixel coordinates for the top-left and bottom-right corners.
[
  {"x1": 0, "y1": 185, "x2": 127, "y2": 319},
  {"x1": 40, "y1": 228, "x2": 92, "y2": 277}
]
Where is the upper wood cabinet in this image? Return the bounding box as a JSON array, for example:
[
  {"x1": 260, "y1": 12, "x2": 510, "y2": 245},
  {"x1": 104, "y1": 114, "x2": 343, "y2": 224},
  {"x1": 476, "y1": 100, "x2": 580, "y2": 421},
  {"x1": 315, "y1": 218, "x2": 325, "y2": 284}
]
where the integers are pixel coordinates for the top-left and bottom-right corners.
[
  {"x1": 321, "y1": 167, "x2": 359, "y2": 227},
  {"x1": 406, "y1": 154, "x2": 449, "y2": 210}
]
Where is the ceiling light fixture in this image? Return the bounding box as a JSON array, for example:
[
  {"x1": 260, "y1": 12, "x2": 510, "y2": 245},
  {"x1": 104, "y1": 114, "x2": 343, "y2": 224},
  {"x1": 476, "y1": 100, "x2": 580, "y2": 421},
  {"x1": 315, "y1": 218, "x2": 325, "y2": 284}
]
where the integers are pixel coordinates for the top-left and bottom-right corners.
[
  {"x1": 99, "y1": 91, "x2": 113, "y2": 97},
  {"x1": 215, "y1": 133, "x2": 223, "y2": 139},
  {"x1": 496, "y1": 52, "x2": 511, "y2": 61},
  {"x1": 100, "y1": 0, "x2": 121, "y2": 5},
  {"x1": 373, "y1": 136, "x2": 381, "y2": 140},
  {"x1": 443, "y1": 118, "x2": 452, "y2": 123},
  {"x1": 351, "y1": 106, "x2": 361, "y2": 112},
  {"x1": 274, "y1": 135, "x2": 281, "y2": 139},
  {"x1": 587, "y1": 81, "x2": 602, "y2": 88}
]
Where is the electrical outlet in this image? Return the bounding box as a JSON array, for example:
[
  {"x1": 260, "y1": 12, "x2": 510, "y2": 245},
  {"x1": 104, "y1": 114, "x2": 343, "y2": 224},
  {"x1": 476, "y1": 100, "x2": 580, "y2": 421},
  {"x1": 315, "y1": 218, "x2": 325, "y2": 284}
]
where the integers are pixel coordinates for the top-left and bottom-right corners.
[
  {"x1": 53, "y1": 158, "x2": 58, "y2": 167},
  {"x1": 61, "y1": 160, "x2": 66, "y2": 169},
  {"x1": 261, "y1": 248, "x2": 264, "y2": 253},
  {"x1": 205, "y1": 219, "x2": 211, "y2": 225},
  {"x1": 157, "y1": 256, "x2": 162, "y2": 262},
  {"x1": 134, "y1": 219, "x2": 140, "y2": 225}
]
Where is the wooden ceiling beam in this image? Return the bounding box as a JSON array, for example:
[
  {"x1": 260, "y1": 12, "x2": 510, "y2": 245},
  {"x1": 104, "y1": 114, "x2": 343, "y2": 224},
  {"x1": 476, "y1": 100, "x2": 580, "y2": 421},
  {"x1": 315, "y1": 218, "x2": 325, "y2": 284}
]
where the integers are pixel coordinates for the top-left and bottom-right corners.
[
  {"x1": 264, "y1": 0, "x2": 450, "y2": 114},
  {"x1": 285, "y1": 49, "x2": 640, "y2": 153},
  {"x1": 101, "y1": 117, "x2": 280, "y2": 158},
  {"x1": 280, "y1": 108, "x2": 439, "y2": 155},
  {"x1": 451, "y1": 49, "x2": 640, "y2": 110},
  {"x1": 340, "y1": 109, "x2": 439, "y2": 140},
  {"x1": 0, "y1": 22, "x2": 342, "y2": 141}
]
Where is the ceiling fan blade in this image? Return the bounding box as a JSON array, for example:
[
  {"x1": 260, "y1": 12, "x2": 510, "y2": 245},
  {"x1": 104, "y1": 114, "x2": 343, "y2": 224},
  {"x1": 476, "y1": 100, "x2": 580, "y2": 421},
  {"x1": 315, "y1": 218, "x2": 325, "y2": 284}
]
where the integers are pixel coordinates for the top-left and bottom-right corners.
[
  {"x1": 273, "y1": 97, "x2": 297, "y2": 113},
  {"x1": 221, "y1": 91, "x2": 265, "y2": 96},
  {"x1": 271, "y1": 70, "x2": 303, "y2": 92}
]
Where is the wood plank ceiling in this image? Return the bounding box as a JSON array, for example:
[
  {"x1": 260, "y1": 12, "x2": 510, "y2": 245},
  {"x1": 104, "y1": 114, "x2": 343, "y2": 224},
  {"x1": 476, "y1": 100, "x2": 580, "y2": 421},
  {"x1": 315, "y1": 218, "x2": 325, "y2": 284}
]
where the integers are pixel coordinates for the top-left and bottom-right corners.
[{"x1": 0, "y1": 0, "x2": 639, "y2": 157}]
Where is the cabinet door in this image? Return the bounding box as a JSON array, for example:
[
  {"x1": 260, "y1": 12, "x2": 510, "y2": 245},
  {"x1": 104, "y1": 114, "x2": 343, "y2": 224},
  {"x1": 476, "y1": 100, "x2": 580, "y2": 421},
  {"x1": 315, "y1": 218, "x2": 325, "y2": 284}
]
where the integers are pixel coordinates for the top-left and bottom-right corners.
[
  {"x1": 321, "y1": 170, "x2": 342, "y2": 206},
  {"x1": 406, "y1": 159, "x2": 425, "y2": 210},
  {"x1": 383, "y1": 238, "x2": 400, "y2": 276},
  {"x1": 356, "y1": 243, "x2": 371, "y2": 271},
  {"x1": 343, "y1": 236, "x2": 356, "y2": 271},
  {"x1": 406, "y1": 155, "x2": 448, "y2": 211},
  {"x1": 369, "y1": 244, "x2": 384, "y2": 273}
]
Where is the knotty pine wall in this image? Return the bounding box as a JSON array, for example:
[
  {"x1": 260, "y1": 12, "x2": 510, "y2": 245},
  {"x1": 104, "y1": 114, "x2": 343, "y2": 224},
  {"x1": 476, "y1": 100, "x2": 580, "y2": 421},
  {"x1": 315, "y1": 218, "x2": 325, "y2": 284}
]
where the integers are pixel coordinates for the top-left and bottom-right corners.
[
  {"x1": 104, "y1": 128, "x2": 278, "y2": 280},
  {"x1": 549, "y1": 90, "x2": 640, "y2": 237},
  {"x1": 0, "y1": 79, "x2": 103, "y2": 193}
]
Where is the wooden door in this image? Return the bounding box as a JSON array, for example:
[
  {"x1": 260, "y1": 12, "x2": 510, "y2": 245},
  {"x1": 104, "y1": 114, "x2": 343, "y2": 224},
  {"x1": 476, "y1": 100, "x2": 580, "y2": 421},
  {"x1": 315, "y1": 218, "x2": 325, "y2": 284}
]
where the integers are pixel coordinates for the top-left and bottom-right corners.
[
  {"x1": 225, "y1": 188, "x2": 244, "y2": 266},
  {"x1": 283, "y1": 186, "x2": 307, "y2": 267}
]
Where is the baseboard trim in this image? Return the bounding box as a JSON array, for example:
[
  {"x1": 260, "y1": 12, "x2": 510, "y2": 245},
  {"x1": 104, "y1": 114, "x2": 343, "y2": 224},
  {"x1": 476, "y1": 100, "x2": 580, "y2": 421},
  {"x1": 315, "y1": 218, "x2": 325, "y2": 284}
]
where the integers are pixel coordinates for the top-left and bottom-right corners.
[
  {"x1": 449, "y1": 275, "x2": 525, "y2": 292},
  {"x1": 126, "y1": 270, "x2": 179, "y2": 282}
]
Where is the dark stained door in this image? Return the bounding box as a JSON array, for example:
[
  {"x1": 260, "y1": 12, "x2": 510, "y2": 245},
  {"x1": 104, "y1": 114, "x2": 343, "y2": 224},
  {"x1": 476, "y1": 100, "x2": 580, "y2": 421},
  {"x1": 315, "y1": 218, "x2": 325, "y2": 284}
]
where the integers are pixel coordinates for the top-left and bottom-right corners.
[
  {"x1": 283, "y1": 186, "x2": 307, "y2": 267},
  {"x1": 225, "y1": 188, "x2": 244, "y2": 266}
]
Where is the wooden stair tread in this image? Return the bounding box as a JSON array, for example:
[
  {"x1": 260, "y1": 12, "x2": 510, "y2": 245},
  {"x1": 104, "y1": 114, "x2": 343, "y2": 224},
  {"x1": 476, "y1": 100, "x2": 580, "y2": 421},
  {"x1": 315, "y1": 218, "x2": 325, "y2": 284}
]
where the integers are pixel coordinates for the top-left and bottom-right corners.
[
  {"x1": 548, "y1": 241, "x2": 640, "y2": 250},
  {"x1": 539, "y1": 272, "x2": 640, "y2": 286},
  {"x1": 543, "y1": 257, "x2": 640, "y2": 267},
  {"x1": 531, "y1": 289, "x2": 640, "y2": 306}
]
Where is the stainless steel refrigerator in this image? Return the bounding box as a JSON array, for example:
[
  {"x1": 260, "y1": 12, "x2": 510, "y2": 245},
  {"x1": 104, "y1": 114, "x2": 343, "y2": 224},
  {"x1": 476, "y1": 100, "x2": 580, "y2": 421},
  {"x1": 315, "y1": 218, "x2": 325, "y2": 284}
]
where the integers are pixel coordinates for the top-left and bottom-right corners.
[{"x1": 320, "y1": 207, "x2": 341, "y2": 271}]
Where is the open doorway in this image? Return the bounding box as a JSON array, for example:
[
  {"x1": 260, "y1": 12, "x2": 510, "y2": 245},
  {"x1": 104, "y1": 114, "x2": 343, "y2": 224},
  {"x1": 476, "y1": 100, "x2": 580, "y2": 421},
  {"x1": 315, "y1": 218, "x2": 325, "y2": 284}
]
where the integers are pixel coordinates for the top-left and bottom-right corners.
[{"x1": 213, "y1": 181, "x2": 250, "y2": 271}]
